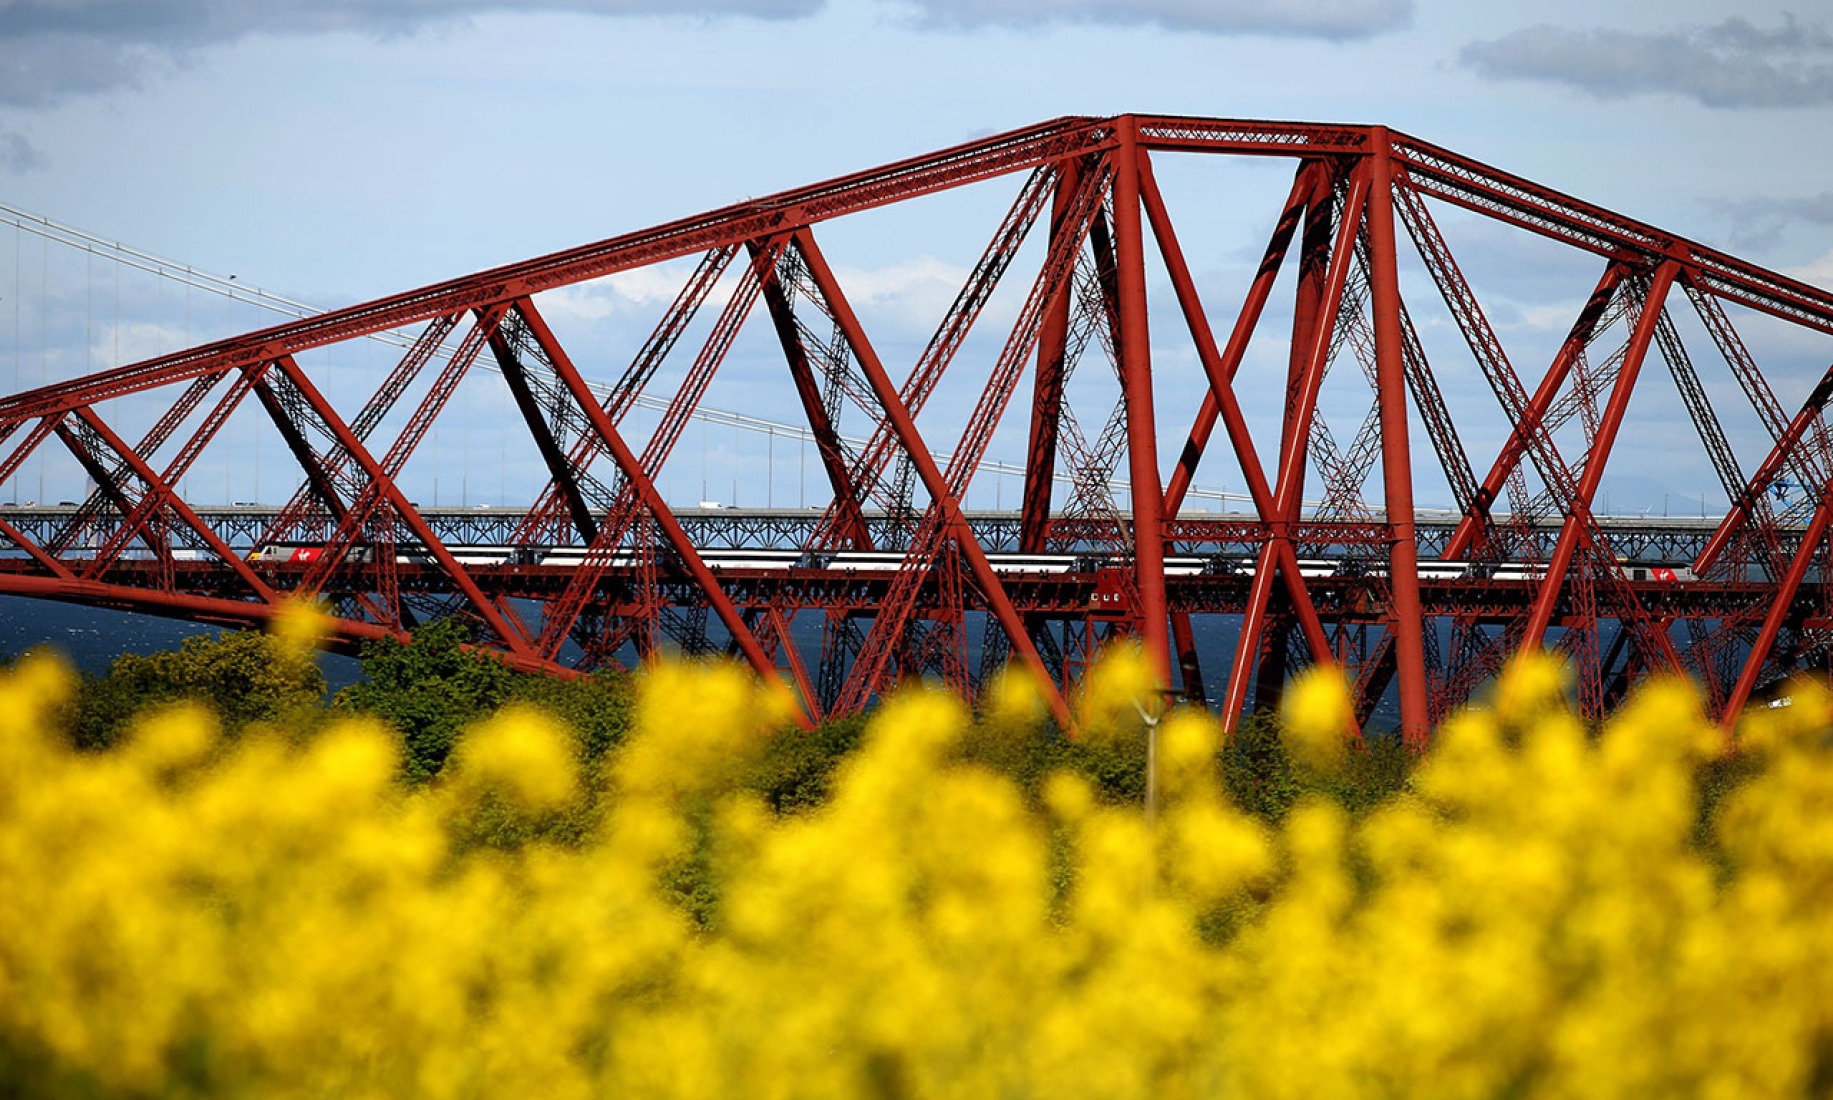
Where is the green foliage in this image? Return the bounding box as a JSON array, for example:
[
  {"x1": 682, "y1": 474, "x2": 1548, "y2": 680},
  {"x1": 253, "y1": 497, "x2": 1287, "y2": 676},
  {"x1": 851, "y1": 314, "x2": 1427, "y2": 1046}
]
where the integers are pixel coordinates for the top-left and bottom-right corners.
[
  {"x1": 1219, "y1": 710, "x2": 1302, "y2": 820},
  {"x1": 658, "y1": 805, "x2": 723, "y2": 930},
  {"x1": 1057, "y1": 733, "x2": 1150, "y2": 804},
  {"x1": 506, "y1": 668, "x2": 635, "y2": 769},
  {"x1": 56, "y1": 618, "x2": 1425, "y2": 839},
  {"x1": 335, "y1": 619, "x2": 518, "y2": 784},
  {"x1": 71, "y1": 629, "x2": 325, "y2": 751},
  {"x1": 744, "y1": 713, "x2": 870, "y2": 814},
  {"x1": 955, "y1": 713, "x2": 1150, "y2": 806},
  {"x1": 336, "y1": 619, "x2": 637, "y2": 787},
  {"x1": 1694, "y1": 749, "x2": 1764, "y2": 855},
  {"x1": 1220, "y1": 709, "x2": 1414, "y2": 823}
]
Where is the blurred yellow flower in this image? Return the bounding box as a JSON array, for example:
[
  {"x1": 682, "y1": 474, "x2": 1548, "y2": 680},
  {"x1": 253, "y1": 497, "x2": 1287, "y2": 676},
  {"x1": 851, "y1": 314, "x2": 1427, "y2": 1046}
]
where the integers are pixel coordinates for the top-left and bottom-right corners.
[
  {"x1": 1494, "y1": 648, "x2": 1570, "y2": 726},
  {"x1": 123, "y1": 700, "x2": 219, "y2": 773},
  {"x1": 1075, "y1": 641, "x2": 1159, "y2": 744},
  {"x1": 449, "y1": 704, "x2": 579, "y2": 814},
  {"x1": 0, "y1": 645, "x2": 1829, "y2": 1096},
  {"x1": 1279, "y1": 663, "x2": 1353, "y2": 771},
  {"x1": 1156, "y1": 708, "x2": 1221, "y2": 801},
  {"x1": 982, "y1": 662, "x2": 1048, "y2": 730},
  {"x1": 1043, "y1": 771, "x2": 1095, "y2": 825},
  {"x1": 266, "y1": 594, "x2": 332, "y2": 654}
]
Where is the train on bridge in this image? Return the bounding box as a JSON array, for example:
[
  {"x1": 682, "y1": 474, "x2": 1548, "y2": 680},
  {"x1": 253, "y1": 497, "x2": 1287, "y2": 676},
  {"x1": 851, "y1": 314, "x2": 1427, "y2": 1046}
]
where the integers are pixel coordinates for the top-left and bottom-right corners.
[{"x1": 245, "y1": 540, "x2": 1699, "y2": 585}]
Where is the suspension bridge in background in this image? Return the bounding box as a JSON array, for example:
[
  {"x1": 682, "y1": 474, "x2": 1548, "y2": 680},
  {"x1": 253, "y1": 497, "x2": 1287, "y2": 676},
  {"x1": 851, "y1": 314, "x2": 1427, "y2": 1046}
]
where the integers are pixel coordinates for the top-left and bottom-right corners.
[{"x1": 2, "y1": 113, "x2": 1832, "y2": 742}]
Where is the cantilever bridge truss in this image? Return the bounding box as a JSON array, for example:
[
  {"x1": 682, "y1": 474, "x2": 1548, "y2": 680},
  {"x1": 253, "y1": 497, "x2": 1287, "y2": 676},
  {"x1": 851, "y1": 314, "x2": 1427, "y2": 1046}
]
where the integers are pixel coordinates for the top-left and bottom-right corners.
[{"x1": 4, "y1": 114, "x2": 1833, "y2": 742}]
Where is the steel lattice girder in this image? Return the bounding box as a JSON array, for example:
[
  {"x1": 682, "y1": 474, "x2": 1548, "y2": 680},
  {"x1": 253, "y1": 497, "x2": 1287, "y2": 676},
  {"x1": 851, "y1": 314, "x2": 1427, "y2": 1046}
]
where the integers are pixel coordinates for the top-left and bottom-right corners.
[{"x1": 2, "y1": 113, "x2": 1833, "y2": 739}]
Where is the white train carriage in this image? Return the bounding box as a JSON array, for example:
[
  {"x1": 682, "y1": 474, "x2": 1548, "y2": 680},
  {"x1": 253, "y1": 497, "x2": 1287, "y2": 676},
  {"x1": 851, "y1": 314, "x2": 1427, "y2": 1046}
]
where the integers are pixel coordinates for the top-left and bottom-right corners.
[
  {"x1": 696, "y1": 547, "x2": 805, "y2": 570},
  {"x1": 535, "y1": 547, "x2": 640, "y2": 568},
  {"x1": 397, "y1": 544, "x2": 514, "y2": 567},
  {"x1": 825, "y1": 551, "x2": 1080, "y2": 574},
  {"x1": 252, "y1": 542, "x2": 515, "y2": 566},
  {"x1": 1163, "y1": 555, "x2": 1210, "y2": 577},
  {"x1": 532, "y1": 546, "x2": 804, "y2": 570},
  {"x1": 826, "y1": 550, "x2": 907, "y2": 572},
  {"x1": 987, "y1": 553, "x2": 1079, "y2": 574}
]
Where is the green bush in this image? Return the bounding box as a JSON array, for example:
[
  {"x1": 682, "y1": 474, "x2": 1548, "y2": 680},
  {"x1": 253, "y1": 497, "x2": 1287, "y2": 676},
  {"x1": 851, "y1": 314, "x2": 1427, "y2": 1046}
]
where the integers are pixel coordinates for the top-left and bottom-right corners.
[{"x1": 72, "y1": 629, "x2": 325, "y2": 751}]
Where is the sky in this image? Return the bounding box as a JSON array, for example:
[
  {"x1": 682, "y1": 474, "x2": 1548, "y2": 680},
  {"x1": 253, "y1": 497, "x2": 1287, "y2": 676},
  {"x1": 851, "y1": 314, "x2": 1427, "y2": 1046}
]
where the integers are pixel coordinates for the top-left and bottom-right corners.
[{"x1": 0, "y1": 0, "x2": 1831, "y2": 517}]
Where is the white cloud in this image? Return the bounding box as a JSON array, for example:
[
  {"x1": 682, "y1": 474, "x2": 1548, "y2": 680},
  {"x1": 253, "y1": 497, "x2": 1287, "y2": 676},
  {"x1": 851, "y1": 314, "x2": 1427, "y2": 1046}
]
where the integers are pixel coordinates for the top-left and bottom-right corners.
[
  {"x1": 94, "y1": 321, "x2": 191, "y2": 368},
  {"x1": 535, "y1": 254, "x2": 974, "y2": 337},
  {"x1": 829, "y1": 255, "x2": 972, "y2": 332},
  {"x1": 1461, "y1": 16, "x2": 1833, "y2": 109},
  {"x1": 1786, "y1": 247, "x2": 1833, "y2": 291},
  {"x1": 0, "y1": 0, "x2": 822, "y2": 107},
  {"x1": 1511, "y1": 302, "x2": 1591, "y2": 334},
  {"x1": 900, "y1": 0, "x2": 1410, "y2": 40},
  {"x1": 536, "y1": 263, "x2": 744, "y2": 325}
]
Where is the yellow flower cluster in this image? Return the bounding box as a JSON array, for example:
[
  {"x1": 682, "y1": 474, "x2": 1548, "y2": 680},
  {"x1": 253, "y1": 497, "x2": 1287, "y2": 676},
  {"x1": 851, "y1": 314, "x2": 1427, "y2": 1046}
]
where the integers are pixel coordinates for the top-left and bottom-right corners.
[{"x1": 1, "y1": 647, "x2": 1831, "y2": 1097}]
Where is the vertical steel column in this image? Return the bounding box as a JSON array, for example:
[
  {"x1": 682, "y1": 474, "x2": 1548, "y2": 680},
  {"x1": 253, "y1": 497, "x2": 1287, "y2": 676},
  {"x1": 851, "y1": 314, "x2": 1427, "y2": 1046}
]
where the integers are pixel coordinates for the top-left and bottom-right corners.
[
  {"x1": 1366, "y1": 129, "x2": 1429, "y2": 746},
  {"x1": 1111, "y1": 118, "x2": 1172, "y2": 687}
]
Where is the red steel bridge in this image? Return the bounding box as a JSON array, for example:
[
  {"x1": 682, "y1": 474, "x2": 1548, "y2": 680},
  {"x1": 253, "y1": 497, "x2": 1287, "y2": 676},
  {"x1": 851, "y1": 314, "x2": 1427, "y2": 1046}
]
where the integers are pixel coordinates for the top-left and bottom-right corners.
[{"x1": 3, "y1": 114, "x2": 1833, "y2": 743}]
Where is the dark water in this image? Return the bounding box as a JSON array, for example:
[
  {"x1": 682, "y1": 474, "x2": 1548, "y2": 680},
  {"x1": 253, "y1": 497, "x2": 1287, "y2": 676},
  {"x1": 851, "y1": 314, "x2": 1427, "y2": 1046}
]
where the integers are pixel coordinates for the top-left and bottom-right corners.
[
  {"x1": 0, "y1": 594, "x2": 365, "y2": 691},
  {"x1": 0, "y1": 595, "x2": 1408, "y2": 726}
]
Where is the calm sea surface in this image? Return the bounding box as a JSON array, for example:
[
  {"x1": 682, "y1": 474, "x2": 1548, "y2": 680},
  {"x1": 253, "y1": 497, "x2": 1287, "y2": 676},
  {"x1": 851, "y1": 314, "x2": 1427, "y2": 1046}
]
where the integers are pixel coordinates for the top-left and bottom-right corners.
[
  {"x1": 0, "y1": 595, "x2": 1408, "y2": 727},
  {"x1": 0, "y1": 595, "x2": 364, "y2": 690}
]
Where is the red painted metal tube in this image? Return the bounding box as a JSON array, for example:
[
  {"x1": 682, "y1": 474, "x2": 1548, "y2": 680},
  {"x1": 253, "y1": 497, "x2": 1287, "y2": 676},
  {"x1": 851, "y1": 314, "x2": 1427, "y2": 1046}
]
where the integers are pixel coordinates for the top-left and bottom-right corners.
[
  {"x1": 792, "y1": 230, "x2": 1075, "y2": 730},
  {"x1": 266, "y1": 355, "x2": 538, "y2": 658},
  {"x1": 1135, "y1": 152, "x2": 1341, "y2": 721},
  {"x1": 1366, "y1": 128, "x2": 1430, "y2": 747},
  {"x1": 1522, "y1": 262, "x2": 1679, "y2": 649},
  {"x1": 1021, "y1": 170, "x2": 1078, "y2": 554},
  {"x1": 1723, "y1": 487, "x2": 1833, "y2": 726},
  {"x1": 511, "y1": 297, "x2": 804, "y2": 721},
  {"x1": 1113, "y1": 123, "x2": 1172, "y2": 688},
  {"x1": 1221, "y1": 164, "x2": 1371, "y2": 727},
  {"x1": 1158, "y1": 159, "x2": 1322, "y2": 517},
  {"x1": 68, "y1": 407, "x2": 278, "y2": 605},
  {"x1": 1444, "y1": 260, "x2": 1630, "y2": 560},
  {"x1": 757, "y1": 249, "x2": 874, "y2": 550},
  {"x1": 0, "y1": 514, "x2": 71, "y2": 579},
  {"x1": 1697, "y1": 360, "x2": 1833, "y2": 573}
]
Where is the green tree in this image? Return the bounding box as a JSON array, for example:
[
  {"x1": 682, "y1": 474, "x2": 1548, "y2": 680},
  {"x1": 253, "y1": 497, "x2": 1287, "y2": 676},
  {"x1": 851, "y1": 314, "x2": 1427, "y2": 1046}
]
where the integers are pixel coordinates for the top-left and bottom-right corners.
[
  {"x1": 507, "y1": 668, "x2": 636, "y2": 773},
  {"x1": 744, "y1": 712, "x2": 871, "y2": 814},
  {"x1": 335, "y1": 619, "x2": 517, "y2": 783},
  {"x1": 73, "y1": 629, "x2": 326, "y2": 751}
]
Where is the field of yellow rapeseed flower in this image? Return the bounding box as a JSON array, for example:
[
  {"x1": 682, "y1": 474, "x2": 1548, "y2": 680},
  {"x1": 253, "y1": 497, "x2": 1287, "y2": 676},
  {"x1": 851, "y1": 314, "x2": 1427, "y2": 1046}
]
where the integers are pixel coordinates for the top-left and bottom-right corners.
[{"x1": 2, "y1": 640, "x2": 1831, "y2": 1097}]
